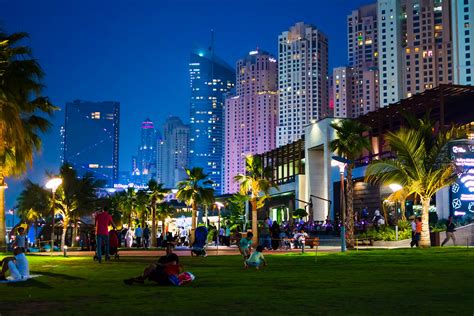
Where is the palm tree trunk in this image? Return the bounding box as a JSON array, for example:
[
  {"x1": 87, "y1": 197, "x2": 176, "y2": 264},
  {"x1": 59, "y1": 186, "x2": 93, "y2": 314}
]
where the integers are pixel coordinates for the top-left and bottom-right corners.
[
  {"x1": 72, "y1": 219, "x2": 79, "y2": 247},
  {"x1": 0, "y1": 182, "x2": 6, "y2": 251},
  {"x1": 151, "y1": 202, "x2": 157, "y2": 247},
  {"x1": 419, "y1": 196, "x2": 431, "y2": 247},
  {"x1": 400, "y1": 198, "x2": 406, "y2": 221},
  {"x1": 345, "y1": 166, "x2": 355, "y2": 248},
  {"x1": 251, "y1": 199, "x2": 258, "y2": 245},
  {"x1": 190, "y1": 203, "x2": 197, "y2": 244},
  {"x1": 61, "y1": 217, "x2": 69, "y2": 250},
  {"x1": 0, "y1": 124, "x2": 7, "y2": 251}
]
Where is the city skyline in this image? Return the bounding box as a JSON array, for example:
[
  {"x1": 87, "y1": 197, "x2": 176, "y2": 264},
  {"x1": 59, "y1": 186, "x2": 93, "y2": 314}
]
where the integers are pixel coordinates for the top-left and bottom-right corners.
[{"x1": 4, "y1": 0, "x2": 466, "y2": 209}]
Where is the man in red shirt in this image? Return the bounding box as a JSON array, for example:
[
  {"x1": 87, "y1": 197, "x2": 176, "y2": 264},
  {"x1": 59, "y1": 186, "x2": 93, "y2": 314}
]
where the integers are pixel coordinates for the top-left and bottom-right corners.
[{"x1": 95, "y1": 207, "x2": 116, "y2": 263}]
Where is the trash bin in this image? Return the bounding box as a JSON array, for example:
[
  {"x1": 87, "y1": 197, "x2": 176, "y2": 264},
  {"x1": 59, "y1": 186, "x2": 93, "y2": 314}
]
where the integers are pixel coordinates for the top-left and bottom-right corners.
[{"x1": 430, "y1": 231, "x2": 440, "y2": 246}]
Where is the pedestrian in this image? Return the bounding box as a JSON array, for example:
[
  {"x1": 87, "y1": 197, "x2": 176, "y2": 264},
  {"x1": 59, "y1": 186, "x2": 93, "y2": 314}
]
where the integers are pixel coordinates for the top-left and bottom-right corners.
[
  {"x1": 143, "y1": 225, "x2": 151, "y2": 249},
  {"x1": 409, "y1": 216, "x2": 417, "y2": 248},
  {"x1": 125, "y1": 228, "x2": 133, "y2": 248},
  {"x1": 95, "y1": 207, "x2": 116, "y2": 263},
  {"x1": 270, "y1": 221, "x2": 281, "y2": 250},
  {"x1": 0, "y1": 247, "x2": 29, "y2": 281},
  {"x1": 244, "y1": 245, "x2": 267, "y2": 270},
  {"x1": 179, "y1": 227, "x2": 187, "y2": 246},
  {"x1": 224, "y1": 226, "x2": 231, "y2": 247},
  {"x1": 14, "y1": 227, "x2": 27, "y2": 251},
  {"x1": 441, "y1": 216, "x2": 457, "y2": 246},
  {"x1": 135, "y1": 225, "x2": 143, "y2": 248},
  {"x1": 410, "y1": 217, "x2": 422, "y2": 248},
  {"x1": 218, "y1": 226, "x2": 225, "y2": 245}
]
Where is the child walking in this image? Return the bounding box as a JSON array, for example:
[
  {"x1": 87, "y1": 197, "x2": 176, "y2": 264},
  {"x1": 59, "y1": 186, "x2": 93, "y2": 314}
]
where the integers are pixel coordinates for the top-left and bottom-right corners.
[{"x1": 244, "y1": 245, "x2": 267, "y2": 270}]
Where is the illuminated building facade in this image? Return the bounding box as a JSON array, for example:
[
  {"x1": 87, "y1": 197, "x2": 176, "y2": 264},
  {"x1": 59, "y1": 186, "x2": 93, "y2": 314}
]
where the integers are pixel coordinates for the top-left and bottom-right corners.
[
  {"x1": 223, "y1": 49, "x2": 278, "y2": 193},
  {"x1": 136, "y1": 118, "x2": 158, "y2": 185},
  {"x1": 189, "y1": 47, "x2": 235, "y2": 194},
  {"x1": 452, "y1": 0, "x2": 474, "y2": 85},
  {"x1": 159, "y1": 116, "x2": 190, "y2": 188},
  {"x1": 348, "y1": 3, "x2": 380, "y2": 117},
  {"x1": 64, "y1": 100, "x2": 120, "y2": 187},
  {"x1": 277, "y1": 22, "x2": 329, "y2": 147}
]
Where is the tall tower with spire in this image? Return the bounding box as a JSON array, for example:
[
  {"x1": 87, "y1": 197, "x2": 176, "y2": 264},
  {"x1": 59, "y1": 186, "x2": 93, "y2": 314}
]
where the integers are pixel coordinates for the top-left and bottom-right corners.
[{"x1": 188, "y1": 33, "x2": 235, "y2": 194}]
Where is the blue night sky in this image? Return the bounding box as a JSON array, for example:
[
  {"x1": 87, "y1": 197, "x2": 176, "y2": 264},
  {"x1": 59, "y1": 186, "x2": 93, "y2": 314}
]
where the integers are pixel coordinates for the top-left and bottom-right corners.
[{"x1": 1, "y1": 0, "x2": 373, "y2": 210}]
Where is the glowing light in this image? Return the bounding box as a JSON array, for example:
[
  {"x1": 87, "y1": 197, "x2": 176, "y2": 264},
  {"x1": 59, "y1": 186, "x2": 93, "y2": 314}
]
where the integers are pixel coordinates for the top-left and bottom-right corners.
[
  {"x1": 45, "y1": 178, "x2": 62, "y2": 192},
  {"x1": 389, "y1": 183, "x2": 403, "y2": 192},
  {"x1": 249, "y1": 50, "x2": 258, "y2": 55}
]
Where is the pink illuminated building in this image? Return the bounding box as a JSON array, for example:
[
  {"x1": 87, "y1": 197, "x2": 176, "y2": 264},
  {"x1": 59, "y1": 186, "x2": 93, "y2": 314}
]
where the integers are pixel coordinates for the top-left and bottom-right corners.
[{"x1": 223, "y1": 49, "x2": 278, "y2": 194}]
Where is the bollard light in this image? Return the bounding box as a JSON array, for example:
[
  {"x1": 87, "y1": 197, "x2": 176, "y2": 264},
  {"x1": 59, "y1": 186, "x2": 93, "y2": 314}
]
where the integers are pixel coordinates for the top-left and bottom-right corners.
[{"x1": 63, "y1": 245, "x2": 68, "y2": 257}]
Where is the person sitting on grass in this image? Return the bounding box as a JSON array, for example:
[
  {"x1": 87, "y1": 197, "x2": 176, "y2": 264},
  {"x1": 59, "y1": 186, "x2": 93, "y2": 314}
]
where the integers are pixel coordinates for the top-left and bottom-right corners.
[
  {"x1": 238, "y1": 232, "x2": 253, "y2": 260},
  {"x1": 244, "y1": 245, "x2": 267, "y2": 270},
  {"x1": 0, "y1": 247, "x2": 29, "y2": 281},
  {"x1": 123, "y1": 253, "x2": 194, "y2": 286}
]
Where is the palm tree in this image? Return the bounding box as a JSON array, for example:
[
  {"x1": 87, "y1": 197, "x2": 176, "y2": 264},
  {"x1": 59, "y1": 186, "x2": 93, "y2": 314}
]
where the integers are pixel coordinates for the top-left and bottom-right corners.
[
  {"x1": 147, "y1": 179, "x2": 168, "y2": 247},
  {"x1": 0, "y1": 30, "x2": 57, "y2": 249},
  {"x1": 156, "y1": 201, "x2": 175, "y2": 237},
  {"x1": 121, "y1": 187, "x2": 137, "y2": 228},
  {"x1": 330, "y1": 119, "x2": 370, "y2": 248},
  {"x1": 17, "y1": 180, "x2": 50, "y2": 246},
  {"x1": 365, "y1": 125, "x2": 461, "y2": 247},
  {"x1": 234, "y1": 155, "x2": 277, "y2": 245},
  {"x1": 135, "y1": 189, "x2": 149, "y2": 227},
  {"x1": 176, "y1": 167, "x2": 215, "y2": 240}
]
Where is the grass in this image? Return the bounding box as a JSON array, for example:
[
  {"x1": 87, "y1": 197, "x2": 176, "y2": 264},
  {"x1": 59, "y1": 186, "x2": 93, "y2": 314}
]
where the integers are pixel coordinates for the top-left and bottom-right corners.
[{"x1": 0, "y1": 248, "x2": 473, "y2": 315}]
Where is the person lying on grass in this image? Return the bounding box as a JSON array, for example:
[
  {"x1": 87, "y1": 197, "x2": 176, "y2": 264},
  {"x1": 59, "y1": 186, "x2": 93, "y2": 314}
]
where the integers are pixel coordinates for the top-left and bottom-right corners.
[
  {"x1": 0, "y1": 247, "x2": 29, "y2": 281},
  {"x1": 123, "y1": 253, "x2": 194, "y2": 286},
  {"x1": 238, "y1": 232, "x2": 253, "y2": 260},
  {"x1": 244, "y1": 245, "x2": 267, "y2": 270}
]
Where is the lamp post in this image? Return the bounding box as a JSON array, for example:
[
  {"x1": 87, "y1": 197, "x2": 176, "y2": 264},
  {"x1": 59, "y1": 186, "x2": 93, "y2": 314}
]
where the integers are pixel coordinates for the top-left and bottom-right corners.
[
  {"x1": 332, "y1": 157, "x2": 348, "y2": 252},
  {"x1": 46, "y1": 177, "x2": 62, "y2": 256},
  {"x1": 215, "y1": 202, "x2": 224, "y2": 255}
]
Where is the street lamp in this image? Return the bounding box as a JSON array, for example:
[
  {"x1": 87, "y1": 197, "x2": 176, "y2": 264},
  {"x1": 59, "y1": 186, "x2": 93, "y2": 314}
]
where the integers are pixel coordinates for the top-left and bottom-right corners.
[
  {"x1": 46, "y1": 177, "x2": 62, "y2": 256},
  {"x1": 332, "y1": 157, "x2": 348, "y2": 252},
  {"x1": 215, "y1": 202, "x2": 224, "y2": 255}
]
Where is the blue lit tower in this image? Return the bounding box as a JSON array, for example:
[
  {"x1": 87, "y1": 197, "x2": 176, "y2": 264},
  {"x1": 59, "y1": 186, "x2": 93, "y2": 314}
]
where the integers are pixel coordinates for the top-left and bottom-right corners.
[
  {"x1": 137, "y1": 118, "x2": 158, "y2": 185},
  {"x1": 189, "y1": 46, "x2": 235, "y2": 194},
  {"x1": 64, "y1": 100, "x2": 120, "y2": 187}
]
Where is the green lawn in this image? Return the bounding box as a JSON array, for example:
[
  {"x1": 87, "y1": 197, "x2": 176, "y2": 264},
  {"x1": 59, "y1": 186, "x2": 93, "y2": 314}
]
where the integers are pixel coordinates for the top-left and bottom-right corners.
[{"x1": 0, "y1": 248, "x2": 473, "y2": 315}]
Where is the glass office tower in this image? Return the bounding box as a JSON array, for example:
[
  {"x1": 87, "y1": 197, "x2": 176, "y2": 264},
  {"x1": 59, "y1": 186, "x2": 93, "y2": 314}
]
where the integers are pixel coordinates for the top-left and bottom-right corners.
[{"x1": 189, "y1": 47, "x2": 235, "y2": 194}]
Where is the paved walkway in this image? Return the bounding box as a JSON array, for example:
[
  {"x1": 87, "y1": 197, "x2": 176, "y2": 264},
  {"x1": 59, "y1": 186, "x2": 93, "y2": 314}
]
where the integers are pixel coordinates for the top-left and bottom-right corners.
[{"x1": 31, "y1": 245, "x2": 342, "y2": 257}]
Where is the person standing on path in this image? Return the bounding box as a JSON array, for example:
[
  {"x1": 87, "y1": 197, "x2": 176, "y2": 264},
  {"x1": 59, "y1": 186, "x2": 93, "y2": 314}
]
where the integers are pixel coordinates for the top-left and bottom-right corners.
[
  {"x1": 135, "y1": 225, "x2": 143, "y2": 248},
  {"x1": 441, "y1": 216, "x2": 457, "y2": 246},
  {"x1": 95, "y1": 207, "x2": 116, "y2": 263},
  {"x1": 143, "y1": 225, "x2": 151, "y2": 249},
  {"x1": 409, "y1": 216, "x2": 417, "y2": 248}
]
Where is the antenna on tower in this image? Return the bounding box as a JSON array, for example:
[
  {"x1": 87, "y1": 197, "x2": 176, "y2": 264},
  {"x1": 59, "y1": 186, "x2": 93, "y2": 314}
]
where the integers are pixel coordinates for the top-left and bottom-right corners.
[{"x1": 210, "y1": 29, "x2": 214, "y2": 53}]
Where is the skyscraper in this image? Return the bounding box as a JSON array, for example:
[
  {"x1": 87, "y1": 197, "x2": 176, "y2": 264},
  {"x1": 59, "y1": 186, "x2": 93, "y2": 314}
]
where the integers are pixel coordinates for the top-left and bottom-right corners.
[
  {"x1": 59, "y1": 125, "x2": 65, "y2": 165},
  {"x1": 189, "y1": 47, "x2": 235, "y2": 194},
  {"x1": 63, "y1": 100, "x2": 120, "y2": 187},
  {"x1": 136, "y1": 118, "x2": 158, "y2": 185},
  {"x1": 277, "y1": 22, "x2": 329, "y2": 147},
  {"x1": 223, "y1": 49, "x2": 278, "y2": 194},
  {"x1": 378, "y1": 0, "x2": 454, "y2": 106},
  {"x1": 403, "y1": 0, "x2": 453, "y2": 97},
  {"x1": 159, "y1": 116, "x2": 190, "y2": 188},
  {"x1": 348, "y1": 3, "x2": 380, "y2": 117},
  {"x1": 332, "y1": 67, "x2": 356, "y2": 118},
  {"x1": 452, "y1": 0, "x2": 474, "y2": 85},
  {"x1": 378, "y1": 0, "x2": 404, "y2": 106}
]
